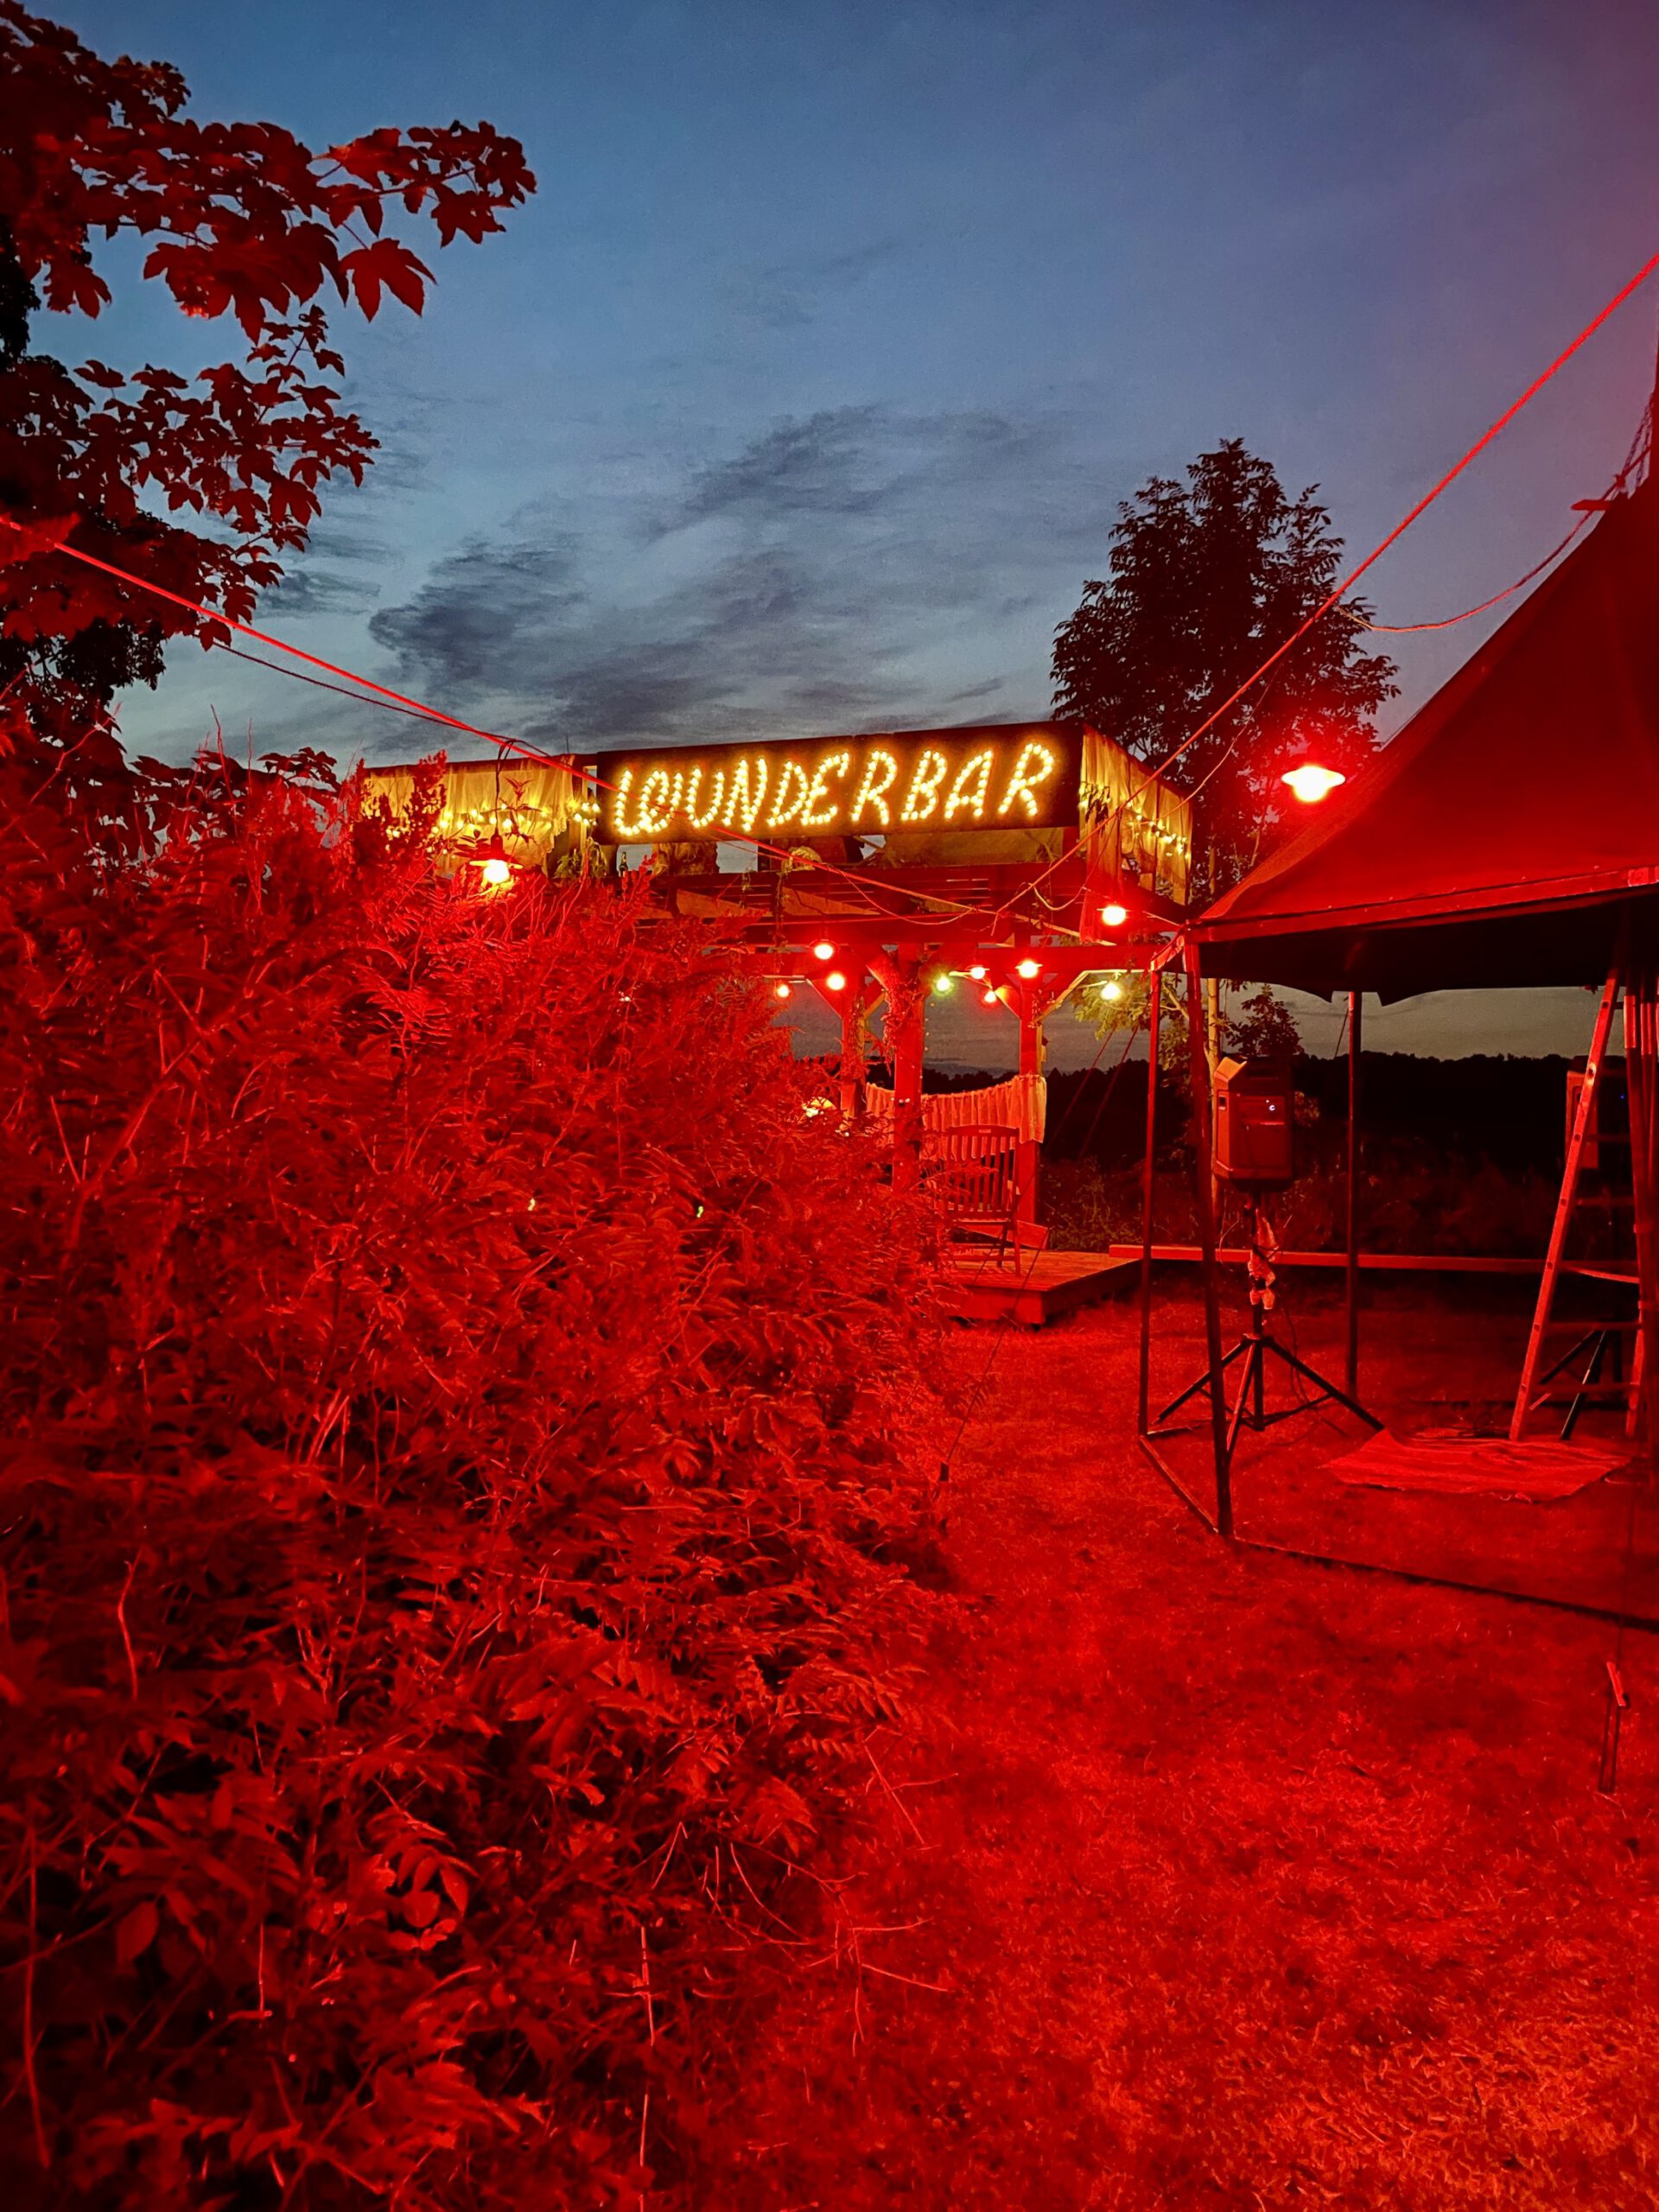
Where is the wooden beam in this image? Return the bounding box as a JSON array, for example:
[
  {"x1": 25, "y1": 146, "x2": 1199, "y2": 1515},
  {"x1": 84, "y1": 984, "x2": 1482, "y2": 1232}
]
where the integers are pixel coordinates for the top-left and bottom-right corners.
[
  {"x1": 1015, "y1": 980, "x2": 1042, "y2": 1226},
  {"x1": 1114, "y1": 1244, "x2": 1560, "y2": 1275}
]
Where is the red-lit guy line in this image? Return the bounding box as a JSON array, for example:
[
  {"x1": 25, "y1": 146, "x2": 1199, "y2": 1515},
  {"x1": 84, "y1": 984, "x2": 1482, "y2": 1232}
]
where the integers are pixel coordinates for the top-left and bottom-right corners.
[
  {"x1": 1019, "y1": 240, "x2": 1659, "y2": 918},
  {"x1": 0, "y1": 513, "x2": 982, "y2": 927},
  {"x1": 1340, "y1": 391, "x2": 1652, "y2": 636},
  {"x1": 1147, "y1": 244, "x2": 1659, "y2": 788},
  {"x1": 11, "y1": 244, "x2": 1656, "y2": 947}
]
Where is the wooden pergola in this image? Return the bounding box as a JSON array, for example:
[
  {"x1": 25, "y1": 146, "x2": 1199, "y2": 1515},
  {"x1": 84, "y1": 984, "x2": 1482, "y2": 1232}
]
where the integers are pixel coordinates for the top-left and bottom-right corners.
[
  {"x1": 364, "y1": 721, "x2": 1192, "y2": 1318},
  {"x1": 579, "y1": 720, "x2": 1191, "y2": 1224}
]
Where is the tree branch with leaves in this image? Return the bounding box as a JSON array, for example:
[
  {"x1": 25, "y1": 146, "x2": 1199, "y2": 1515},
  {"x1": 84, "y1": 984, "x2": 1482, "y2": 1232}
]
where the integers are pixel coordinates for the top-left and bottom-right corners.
[{"x1": 0, "y1": 1, "x2": 534, "y2": 751}]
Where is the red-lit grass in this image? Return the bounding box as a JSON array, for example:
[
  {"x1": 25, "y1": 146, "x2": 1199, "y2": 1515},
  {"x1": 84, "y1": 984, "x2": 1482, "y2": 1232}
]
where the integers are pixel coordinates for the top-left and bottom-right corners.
[{"x1": 740, "y1": 1283, "x2": 1659, "y2": 2209}]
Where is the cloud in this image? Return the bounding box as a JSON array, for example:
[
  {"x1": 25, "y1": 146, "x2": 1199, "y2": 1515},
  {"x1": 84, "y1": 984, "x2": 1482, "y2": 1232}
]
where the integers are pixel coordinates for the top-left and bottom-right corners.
[
  {"x1": 718, "y1": 239, "x2": 900, "y2": 332},
  {"x1": 261, "y1": 566, "x2": 380, "y2": 617},
  {"x1": 669, "y1": 408, "x2": 891, "y2": 528},
  {"x1": 368, "y1": 404, "x2": 1097, "y2": 743},
  {"x1": 367, "y1": 537, "x2": 587, "y2": 693},
  {"x1": 258, "y1": 524, "x2": 394, "y2": 618}
]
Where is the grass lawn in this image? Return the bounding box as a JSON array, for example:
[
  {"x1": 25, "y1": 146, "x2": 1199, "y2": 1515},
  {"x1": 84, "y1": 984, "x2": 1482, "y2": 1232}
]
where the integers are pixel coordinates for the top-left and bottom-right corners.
[{"x1": 741, "y1": 1281, "x2": 1659, "y2": 2209}]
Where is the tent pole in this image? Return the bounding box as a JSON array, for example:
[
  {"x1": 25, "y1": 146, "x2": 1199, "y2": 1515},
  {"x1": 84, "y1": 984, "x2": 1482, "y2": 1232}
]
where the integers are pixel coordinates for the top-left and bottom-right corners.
[
  {"x1": 1137, "y1": 970, "x2": 1162, "y2": 1435},
  {"x1": 1205, "y1": 975, "x2": 1223, "y2": 1222},
  {"x1": 1185, "y1": 943, "x2": 1234, "y2": 1535},
  {"x1": 1345, "y1": 990, "x2": 1363, "y2": 1401},
  {"x1": 1626, "y1": 957, "x2": 1659, "y2": 1477}
]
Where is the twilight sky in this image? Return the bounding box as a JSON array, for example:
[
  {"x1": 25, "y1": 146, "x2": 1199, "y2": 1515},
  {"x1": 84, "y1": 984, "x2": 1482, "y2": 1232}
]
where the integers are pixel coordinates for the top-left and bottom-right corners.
[{"x1": 51, "y1": 0, "x2": 1659, "y2": 1061}]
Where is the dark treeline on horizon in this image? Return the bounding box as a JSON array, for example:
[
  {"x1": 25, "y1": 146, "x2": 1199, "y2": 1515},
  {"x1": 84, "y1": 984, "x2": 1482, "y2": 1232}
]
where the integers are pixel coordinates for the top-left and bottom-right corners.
[{"x1": 861, "y1": 1053, "x2": 1600, "y2": 1178}]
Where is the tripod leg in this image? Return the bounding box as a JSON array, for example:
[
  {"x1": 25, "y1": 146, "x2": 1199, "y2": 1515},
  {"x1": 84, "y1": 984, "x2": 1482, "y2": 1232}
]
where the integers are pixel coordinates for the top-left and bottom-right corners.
[
  {"x1": 1270, "y1": 1339, "x2": 1384, "y2": 1427},
  {"x1": 1560, "y1": 1329, "x2": 1609, "y2": 1442},
  {"x1": 1533, "y1": 1327, "x2": 1601, "y2": 1397},
  {"x1": 1155, "y1": 1340, "x2": 1246, "y2": 1427},
  {"x1": 1227, "y1": 1342, "x2": 1262, "y2": 1457}
]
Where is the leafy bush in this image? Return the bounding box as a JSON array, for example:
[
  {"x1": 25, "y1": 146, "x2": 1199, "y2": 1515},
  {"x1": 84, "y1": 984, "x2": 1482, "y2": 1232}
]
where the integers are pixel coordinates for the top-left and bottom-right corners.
[{"x1": 0, "y1": 743, "x2": 944, "y2": 2207}]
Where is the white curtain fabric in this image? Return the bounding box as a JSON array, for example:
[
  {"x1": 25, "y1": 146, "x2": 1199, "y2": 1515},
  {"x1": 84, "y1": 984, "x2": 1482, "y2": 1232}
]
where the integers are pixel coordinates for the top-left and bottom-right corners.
[{"x1": 862, "y1": 1072, "x2": 1046, "y2": 1145}]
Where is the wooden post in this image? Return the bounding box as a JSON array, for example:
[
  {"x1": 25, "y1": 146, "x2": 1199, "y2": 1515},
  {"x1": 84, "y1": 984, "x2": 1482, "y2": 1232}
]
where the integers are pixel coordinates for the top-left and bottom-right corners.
[
  {"x1": 1185, "y1": 944, "x2": 1234, "y2": 1536},
  {"x1": 838, "y1": 981, "x2": 876, "y2": 1122},
  {"x1": 886, "y1": 954, "x2": 925, "y2": 1194},
  {"x1": 1016, "y1": 979, "x2": 1042, "y2": 1227},
  {"x1": 1345, "y1": 989, "x2": 1363, "y2": 1402},
  {"x1": 1137, "y1": 969, "x2": 1163, "y2": 1434},
  {"x1": 1510, "y1": 965, "x2": 1620, "y2": 1440}
]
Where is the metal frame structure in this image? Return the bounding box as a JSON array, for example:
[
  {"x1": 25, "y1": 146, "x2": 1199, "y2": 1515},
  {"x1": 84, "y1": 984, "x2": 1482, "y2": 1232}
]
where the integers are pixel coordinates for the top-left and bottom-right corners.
[{"x1": 1134, "y1": 933, "x2": 1659, "y2": 1637}]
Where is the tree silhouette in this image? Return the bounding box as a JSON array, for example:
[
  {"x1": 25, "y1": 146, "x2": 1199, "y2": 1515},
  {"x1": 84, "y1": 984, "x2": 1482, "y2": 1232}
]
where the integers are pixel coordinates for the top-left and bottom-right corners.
[{"x1": 1052, "y1": 439, "x2": 1397, "y2": 906}]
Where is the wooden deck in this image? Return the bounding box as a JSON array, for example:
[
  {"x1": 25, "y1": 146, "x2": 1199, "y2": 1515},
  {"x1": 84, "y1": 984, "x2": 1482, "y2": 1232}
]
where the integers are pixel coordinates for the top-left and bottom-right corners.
[{"x1": 940, "y1": 1246, "x2": 1138, "y2": 1327}]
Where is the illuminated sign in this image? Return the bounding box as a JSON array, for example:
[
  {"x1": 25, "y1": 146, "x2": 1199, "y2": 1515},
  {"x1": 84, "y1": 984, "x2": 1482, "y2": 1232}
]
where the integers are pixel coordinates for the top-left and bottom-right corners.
[{"x1": 589, "y1": 725, "x2": 1083, "y2": 845}]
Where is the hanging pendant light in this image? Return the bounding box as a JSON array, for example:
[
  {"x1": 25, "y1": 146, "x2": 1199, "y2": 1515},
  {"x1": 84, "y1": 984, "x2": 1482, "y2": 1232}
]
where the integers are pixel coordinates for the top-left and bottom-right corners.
[{"x1": 1281, "y1": 763, "x2": 1345, "y2": 804}]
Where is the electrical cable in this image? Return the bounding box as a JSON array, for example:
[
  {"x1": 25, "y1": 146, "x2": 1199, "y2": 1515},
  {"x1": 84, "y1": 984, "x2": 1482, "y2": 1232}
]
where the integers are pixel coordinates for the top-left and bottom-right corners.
[
  {"x1": 217, "y1": 639, "x2": 467, "y2": 724},
  {"x1": 992, "y1": 243, "x2": 1659, "y2": 929},
  {"x1": 1338, "y1": 512, "x2": 1594, "y2": 634},
  {"x1": 1340, "y1": 389, "x2": 1653, "y2": 638},
  {"x1": 10, "y1": 246, "x2": 1656, "y2": 950},
  {"x1": 0, "y1": 512, "x2": 985, "y2": 928}
]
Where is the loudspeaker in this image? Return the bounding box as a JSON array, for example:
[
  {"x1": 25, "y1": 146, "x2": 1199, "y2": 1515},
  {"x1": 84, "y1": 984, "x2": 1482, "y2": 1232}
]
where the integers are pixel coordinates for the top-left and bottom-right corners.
[{"x1": 1213, "y1": 1057, "x2": 1294, "y2": 1187}]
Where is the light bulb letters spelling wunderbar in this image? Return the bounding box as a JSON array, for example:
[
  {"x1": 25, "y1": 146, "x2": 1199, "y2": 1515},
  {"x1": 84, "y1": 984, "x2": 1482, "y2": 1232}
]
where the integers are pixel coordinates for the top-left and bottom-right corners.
[{"x1": 596, "y1": 729, "x2": 1079, "y2": 845}]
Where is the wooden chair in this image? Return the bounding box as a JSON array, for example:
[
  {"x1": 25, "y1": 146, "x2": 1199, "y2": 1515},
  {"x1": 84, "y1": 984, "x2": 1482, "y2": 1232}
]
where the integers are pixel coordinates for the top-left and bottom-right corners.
[{"x1": 924, "y1": 1125, "x2": 1044, "y2": 1267}]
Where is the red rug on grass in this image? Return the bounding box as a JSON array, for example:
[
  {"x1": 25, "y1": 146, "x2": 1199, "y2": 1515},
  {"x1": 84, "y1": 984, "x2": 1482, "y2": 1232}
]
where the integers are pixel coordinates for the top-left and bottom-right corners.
[{"x1": 1329, "y1": 1429, "x2": 1633, "y2": 1501}]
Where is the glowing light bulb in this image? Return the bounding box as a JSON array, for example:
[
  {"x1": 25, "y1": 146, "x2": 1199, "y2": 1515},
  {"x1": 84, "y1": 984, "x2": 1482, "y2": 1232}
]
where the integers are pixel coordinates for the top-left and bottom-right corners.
[
  {"x1": 812, "y1": 939, "x2": 836, "y2": 962},
  {"x1": 1101, "y1": 978, "x2": 1123, "y2": 1003},
  {"x1": 1100, "y1": 902, "x2": 1128, "y2": 929},
  {"x1": 969, "y1": 963, "x2": 987, "y2": 981},
  {"x1": 1016, "y1": 957, "x2": 1040, "y2": 980},
  {"x1": 982, "y1": 987, "x2": 998, "y2": 1006},
  {"x1": 824, "y1": 970, "x2": 847, "y2": 993},
  {"x1": 932, "y1": 973, "x2": 955, "y2": 996},
  {"x1": 774, "y1": 981, "x2": 792, "y2": 1001},
  {"x1": 1281, "y1": 763, "x2": 1345, "y2": 804},
  {"x1": 480, "y1": 855, "x2": 513, "y2": 887}
]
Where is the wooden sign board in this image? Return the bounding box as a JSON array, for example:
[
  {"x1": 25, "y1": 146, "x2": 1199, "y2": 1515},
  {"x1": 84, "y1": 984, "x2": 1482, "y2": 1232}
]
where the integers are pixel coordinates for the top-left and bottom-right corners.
[{"x1": 589, "y1": 724, "x2": 1083, "y2": 846}]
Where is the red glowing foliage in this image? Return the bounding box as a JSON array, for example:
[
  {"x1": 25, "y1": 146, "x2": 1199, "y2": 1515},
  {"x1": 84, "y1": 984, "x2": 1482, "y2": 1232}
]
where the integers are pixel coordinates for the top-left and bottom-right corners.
[
  {"x1": 0, "y1": 734, "x2": 944, "y2": 2206},
  {"x1": 0, "y1": 3, "x2": 533, "y2": 732}
]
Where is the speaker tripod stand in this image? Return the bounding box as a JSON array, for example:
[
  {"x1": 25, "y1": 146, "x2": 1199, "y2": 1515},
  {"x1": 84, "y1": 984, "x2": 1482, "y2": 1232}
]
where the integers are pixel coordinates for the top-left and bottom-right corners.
[{"x1": 1153, "y1": 1193, "x2": 1382, "y2": 1454}]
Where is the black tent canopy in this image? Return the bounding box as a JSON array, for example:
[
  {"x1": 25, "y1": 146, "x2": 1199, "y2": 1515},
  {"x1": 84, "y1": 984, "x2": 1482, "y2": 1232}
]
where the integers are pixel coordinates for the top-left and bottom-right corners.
[
  {"x1": 1135, "y1": 476, "x2": 1659, "y2": 1642},
  {"x1": 1189, "y1": 478, "x2": 1659, "y2": 999}
]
